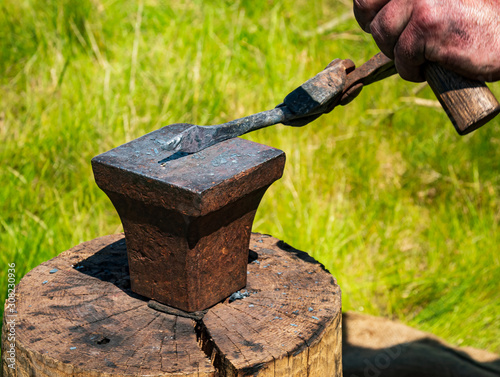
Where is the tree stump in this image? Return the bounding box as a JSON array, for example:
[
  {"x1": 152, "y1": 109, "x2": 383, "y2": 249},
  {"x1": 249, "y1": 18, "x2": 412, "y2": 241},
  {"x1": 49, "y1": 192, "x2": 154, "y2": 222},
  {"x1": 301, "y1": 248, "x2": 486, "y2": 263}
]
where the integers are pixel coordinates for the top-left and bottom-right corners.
[{"x1": 2, "y1": 233, "x2": 342, "y2": 377}]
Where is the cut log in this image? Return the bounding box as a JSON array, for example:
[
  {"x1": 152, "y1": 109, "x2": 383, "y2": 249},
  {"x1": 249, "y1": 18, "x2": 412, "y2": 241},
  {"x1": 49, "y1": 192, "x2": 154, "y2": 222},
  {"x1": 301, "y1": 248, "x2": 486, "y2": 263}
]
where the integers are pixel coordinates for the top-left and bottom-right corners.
[{"x1": 2, "y1": 233, "x2": 341, "y2": 376}]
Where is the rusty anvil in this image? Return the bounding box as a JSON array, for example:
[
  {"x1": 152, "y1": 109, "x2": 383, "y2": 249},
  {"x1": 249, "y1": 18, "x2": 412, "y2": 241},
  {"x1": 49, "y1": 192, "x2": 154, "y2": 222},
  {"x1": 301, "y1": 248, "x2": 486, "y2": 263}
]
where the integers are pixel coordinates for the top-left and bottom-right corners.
[{"x1": 92, "y1": 126, "x2": 285, "y2": 313}]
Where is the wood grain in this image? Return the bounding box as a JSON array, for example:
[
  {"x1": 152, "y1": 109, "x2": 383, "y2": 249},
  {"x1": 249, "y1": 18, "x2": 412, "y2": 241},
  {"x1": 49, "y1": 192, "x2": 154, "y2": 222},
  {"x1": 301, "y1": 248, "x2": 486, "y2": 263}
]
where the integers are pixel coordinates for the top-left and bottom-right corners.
[
  {"x1": 2, "y1": 233, "x2": 341, "y2": 376},
  {"x1": 425, "y1": 63, "x2": 500, "y2": 135}
]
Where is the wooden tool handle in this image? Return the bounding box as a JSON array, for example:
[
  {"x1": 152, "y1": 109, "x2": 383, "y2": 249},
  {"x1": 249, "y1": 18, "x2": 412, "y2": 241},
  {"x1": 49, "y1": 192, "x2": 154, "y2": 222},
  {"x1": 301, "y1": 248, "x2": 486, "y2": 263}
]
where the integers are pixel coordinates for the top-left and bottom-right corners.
[{"x1": 424, "y1": 63, "x2": 500, "y2": 135}]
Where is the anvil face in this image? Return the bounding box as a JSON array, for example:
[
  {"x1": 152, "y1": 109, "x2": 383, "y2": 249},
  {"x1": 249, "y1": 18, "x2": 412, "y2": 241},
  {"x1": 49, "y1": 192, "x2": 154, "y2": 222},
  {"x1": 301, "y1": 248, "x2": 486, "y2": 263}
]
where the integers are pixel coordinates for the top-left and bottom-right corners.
[{"x1": 92, "y1": 124, "x2": 285, "y2": 312}]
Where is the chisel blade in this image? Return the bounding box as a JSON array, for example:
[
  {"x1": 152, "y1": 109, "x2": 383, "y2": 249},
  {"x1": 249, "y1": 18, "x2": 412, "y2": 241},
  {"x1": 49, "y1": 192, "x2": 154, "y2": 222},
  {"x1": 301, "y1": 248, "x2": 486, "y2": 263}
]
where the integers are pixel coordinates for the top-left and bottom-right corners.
[{"x1": 161, "y1": 124, "x2": 218, "y2": 154}]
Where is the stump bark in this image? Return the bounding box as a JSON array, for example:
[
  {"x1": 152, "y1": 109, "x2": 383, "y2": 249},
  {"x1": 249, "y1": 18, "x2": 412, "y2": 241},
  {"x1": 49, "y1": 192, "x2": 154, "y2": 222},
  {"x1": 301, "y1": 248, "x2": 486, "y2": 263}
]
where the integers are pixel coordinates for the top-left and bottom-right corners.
[{"x1": 2, "y1": 233, "x2": 342, "y2": 377}]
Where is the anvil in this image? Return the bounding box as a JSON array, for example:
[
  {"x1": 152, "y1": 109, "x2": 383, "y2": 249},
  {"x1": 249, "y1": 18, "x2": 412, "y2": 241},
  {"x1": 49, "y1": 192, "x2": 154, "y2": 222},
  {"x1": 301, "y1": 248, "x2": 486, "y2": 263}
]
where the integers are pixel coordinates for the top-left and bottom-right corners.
[{"x1": 92, "y1": 124, "x2": 285, "y2": 312}]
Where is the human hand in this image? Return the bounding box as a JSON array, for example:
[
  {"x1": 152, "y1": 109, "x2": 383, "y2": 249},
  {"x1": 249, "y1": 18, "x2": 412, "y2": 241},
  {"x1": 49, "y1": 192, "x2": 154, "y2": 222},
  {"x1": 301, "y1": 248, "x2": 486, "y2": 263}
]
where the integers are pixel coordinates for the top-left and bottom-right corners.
[{"x1": 353, "y1": 0, "x2": 500, "y2": 82}]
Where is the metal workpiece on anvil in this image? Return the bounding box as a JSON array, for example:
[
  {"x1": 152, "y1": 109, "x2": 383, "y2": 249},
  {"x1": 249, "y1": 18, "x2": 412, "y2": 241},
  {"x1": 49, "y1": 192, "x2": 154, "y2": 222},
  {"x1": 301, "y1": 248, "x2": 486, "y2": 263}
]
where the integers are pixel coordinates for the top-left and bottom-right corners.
[{"x1": 92, "y1": 123, "x2": 286, "y2": 312}]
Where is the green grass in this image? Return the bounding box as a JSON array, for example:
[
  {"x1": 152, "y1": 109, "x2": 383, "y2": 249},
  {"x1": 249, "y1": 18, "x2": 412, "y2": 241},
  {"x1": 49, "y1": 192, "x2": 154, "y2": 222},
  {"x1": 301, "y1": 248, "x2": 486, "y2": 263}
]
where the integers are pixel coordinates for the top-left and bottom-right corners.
[{"x1": 1, "y1": 0, "x2": 499, "y2": 354}]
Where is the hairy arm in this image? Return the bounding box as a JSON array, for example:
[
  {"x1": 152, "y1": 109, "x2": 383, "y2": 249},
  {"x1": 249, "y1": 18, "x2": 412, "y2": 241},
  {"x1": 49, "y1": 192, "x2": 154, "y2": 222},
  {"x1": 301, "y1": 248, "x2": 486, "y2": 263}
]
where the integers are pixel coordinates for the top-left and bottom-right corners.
[{"x1": 353, "y1": 0, "x2": 500, "y2": 82}]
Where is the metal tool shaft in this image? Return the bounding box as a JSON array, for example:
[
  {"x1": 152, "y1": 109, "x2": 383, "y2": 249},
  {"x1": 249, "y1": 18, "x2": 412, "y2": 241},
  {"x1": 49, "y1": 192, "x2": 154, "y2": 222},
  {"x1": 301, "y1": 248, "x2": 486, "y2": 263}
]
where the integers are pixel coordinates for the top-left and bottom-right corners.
[
  {"x1": 163, "y1": 107, "x2": 294, "y2": 154},
  {"x1": 162, "y1": 59, "x2": 349, "y2": 154},
  {"x1": 208, "y1": 106, "x2": 294, "y2": 145}
]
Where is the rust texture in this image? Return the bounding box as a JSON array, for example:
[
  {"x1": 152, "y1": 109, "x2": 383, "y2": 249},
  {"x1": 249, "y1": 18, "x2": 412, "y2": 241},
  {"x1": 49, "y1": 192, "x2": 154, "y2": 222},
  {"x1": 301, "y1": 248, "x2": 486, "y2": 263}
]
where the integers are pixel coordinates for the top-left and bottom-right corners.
[{"x1": 92, "y1": 124, "x2": 285, "y2": 312}]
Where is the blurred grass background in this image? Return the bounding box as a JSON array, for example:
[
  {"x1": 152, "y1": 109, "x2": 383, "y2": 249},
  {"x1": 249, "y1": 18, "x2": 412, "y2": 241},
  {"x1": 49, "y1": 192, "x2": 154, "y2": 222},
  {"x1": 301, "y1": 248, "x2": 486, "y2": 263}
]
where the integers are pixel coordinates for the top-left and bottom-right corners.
[{"x1": 1, "y1": 0, "x2": 499, "y2": 353}]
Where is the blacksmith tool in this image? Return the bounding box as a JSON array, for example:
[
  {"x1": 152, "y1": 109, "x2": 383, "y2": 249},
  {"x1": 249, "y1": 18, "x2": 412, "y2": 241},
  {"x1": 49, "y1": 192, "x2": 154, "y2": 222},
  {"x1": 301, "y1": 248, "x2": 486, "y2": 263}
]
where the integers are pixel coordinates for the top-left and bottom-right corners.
[{"x1": 162, "y1": 52, "x2": 500, "y2": 154}]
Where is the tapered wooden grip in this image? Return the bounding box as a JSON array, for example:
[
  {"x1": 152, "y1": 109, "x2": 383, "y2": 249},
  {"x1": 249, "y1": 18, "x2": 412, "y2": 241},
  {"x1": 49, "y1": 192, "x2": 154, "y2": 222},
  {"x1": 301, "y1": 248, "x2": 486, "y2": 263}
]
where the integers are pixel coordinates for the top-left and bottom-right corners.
[{"x1": 425, "y1": 63, "x2": 500, "y2": 135}]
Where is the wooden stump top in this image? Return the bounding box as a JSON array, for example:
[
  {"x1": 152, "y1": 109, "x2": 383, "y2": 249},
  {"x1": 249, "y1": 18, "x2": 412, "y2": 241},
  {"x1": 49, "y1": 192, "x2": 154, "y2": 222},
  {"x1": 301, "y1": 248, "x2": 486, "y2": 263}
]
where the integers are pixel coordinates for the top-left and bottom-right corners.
[{"x1": 3, "y1": 233, "x2": 341, "y2": 377}]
